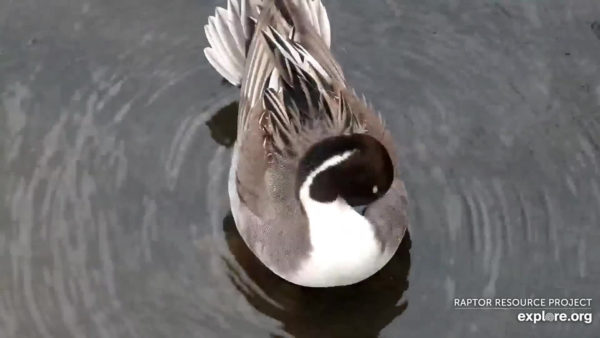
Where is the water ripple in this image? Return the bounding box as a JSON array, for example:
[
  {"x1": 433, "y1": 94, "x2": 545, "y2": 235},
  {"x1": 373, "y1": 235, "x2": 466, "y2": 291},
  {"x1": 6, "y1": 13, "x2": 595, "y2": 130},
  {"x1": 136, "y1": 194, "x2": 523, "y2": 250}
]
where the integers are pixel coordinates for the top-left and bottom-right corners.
[{"x1": 3, "y1": 67, "x2": 137, "y2": 336}]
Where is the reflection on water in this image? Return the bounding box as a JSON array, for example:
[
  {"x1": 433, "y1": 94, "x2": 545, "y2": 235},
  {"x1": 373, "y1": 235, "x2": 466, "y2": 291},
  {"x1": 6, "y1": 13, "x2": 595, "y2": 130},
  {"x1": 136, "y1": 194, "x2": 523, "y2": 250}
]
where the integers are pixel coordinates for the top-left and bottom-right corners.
[
  {"x1": 592, "y1": 21, "x2": 600, "y2": 40},
  {"x1": 206, "y1": 102, "x2": 238, "y2": 148},
  {"x1": 1, "y1": 0, "x2": 600, "y2": 337},
  {"x1": 223, "y1": 213, "x2": 410, "y2": 338}
]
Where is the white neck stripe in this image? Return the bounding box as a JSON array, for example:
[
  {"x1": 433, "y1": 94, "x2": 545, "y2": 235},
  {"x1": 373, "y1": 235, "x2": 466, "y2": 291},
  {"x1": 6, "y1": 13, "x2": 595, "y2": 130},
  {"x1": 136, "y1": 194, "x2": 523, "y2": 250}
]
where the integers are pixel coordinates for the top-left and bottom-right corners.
[{"x1": 300, "y1": 150, "x2": 356, "y2": 200}]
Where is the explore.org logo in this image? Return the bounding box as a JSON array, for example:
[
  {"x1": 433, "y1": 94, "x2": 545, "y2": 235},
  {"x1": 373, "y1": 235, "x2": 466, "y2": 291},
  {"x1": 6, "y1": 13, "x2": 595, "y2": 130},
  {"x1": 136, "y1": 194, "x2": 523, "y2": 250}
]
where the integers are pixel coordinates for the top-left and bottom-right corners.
[
  {"x1": 454, "y1": 298, "x2": 593, "y2": 324},
  {"x1": 516, "y1": 311, "x2": 592, "y2": 324}
]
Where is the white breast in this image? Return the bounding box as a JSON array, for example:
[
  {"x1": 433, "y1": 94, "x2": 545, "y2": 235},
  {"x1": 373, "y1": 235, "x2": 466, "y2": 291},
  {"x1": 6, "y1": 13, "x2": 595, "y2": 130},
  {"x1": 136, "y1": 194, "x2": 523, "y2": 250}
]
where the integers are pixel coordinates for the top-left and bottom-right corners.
[{"x1": 293, "y1": 197, "x2": 392, "y2": 287}]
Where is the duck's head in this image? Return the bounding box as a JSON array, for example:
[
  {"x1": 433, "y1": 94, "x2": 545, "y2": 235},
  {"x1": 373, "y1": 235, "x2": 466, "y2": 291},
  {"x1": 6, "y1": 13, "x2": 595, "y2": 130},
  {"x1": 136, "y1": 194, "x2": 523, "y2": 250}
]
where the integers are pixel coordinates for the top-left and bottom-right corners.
[{"x1": 296, "y1": 134, "x2": 394, "y2": 209}]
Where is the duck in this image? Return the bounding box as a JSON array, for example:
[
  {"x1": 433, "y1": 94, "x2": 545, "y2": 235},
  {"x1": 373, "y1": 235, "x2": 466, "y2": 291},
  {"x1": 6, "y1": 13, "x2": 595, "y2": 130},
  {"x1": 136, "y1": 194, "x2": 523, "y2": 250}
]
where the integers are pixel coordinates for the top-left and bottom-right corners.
[{"x1": 204, "y1": 0, "x2": 408, "y2": 287}]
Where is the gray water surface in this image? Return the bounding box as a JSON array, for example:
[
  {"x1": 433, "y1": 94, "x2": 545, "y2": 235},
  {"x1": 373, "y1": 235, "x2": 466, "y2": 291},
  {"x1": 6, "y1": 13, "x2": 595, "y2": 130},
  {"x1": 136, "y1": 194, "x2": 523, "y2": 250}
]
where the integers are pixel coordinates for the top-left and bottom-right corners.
[{"x1": 1, "y1": 0, "x2": 600, "y2": 337}]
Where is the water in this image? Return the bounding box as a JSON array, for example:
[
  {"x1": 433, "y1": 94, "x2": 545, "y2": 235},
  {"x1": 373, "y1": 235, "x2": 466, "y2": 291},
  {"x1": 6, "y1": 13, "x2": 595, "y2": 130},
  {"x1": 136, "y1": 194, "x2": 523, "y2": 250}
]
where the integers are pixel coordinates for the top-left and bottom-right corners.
[{"x1": 1, "y1": 0, "x2": 599, "y2": 337}]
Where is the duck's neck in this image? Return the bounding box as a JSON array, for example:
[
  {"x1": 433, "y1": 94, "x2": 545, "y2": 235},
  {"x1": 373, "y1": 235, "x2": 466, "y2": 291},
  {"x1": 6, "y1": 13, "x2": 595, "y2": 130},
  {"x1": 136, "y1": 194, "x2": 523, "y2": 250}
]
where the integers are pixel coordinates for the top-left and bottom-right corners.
[{"x1": 296, "y1": 180, "x2": 383, "y2": 287}]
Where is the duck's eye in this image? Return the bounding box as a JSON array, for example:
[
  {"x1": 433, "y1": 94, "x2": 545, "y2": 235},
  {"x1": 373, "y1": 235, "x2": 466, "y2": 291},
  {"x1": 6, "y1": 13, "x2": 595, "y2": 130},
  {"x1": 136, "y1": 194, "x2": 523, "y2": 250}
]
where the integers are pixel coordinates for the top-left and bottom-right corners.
[{"x1": 372, "y1": 186, "x2": 379, "y2": 194}]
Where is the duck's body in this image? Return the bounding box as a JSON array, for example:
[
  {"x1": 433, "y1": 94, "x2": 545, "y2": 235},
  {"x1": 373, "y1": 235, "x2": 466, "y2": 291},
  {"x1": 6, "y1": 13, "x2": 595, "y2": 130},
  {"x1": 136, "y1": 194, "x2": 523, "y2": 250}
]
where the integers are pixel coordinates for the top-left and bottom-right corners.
[{"x1": 205, "y1": 0, "x2": 408, "y2": 287}]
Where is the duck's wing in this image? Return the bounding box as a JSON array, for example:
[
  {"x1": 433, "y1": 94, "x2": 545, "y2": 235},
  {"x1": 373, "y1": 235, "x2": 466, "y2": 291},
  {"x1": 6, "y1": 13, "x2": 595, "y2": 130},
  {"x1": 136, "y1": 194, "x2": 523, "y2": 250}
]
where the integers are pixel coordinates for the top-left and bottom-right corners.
[
  {"x1": 266, "y1": 0, "x2": 398, "y2": 164},
  {"x1": 238, "y1": 0, "x2": 335, "y2": 132},
  {"x1": 234, "y1": 0, "x2": 335, "y2": 215},
  {"x1": 239, "y1": 0, "x2": 357, "y2": 154},
  {"x1": 235, "y1": 0, "x2": 398, "y2": 214}
]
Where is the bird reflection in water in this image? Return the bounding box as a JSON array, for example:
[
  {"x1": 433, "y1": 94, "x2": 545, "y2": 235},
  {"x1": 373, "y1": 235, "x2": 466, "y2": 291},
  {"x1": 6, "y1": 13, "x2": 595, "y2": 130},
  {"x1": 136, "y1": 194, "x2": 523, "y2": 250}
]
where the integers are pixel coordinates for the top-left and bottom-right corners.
[{"x1": 222, "y1": 213, "x2": 411, "y2": 338}]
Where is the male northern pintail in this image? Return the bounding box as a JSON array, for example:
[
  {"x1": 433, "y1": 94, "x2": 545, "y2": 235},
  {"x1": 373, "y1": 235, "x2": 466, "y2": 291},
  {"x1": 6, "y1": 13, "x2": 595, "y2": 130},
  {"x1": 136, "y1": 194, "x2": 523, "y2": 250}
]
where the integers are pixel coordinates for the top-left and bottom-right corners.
[{"x1": 204, "y1": 0, "x2": 408, "y2": 287}]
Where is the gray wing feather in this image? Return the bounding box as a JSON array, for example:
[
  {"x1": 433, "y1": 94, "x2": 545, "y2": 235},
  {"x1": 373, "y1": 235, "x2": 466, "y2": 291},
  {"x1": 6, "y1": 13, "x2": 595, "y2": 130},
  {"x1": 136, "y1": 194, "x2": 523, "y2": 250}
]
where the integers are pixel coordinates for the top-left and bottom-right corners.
[{"x1": 235, "y1": 0, "x2": 398, "y2": 215}]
